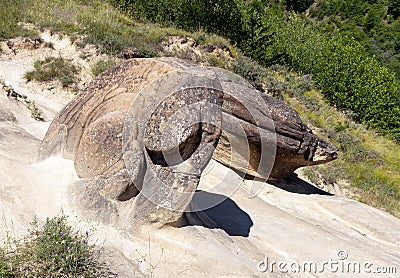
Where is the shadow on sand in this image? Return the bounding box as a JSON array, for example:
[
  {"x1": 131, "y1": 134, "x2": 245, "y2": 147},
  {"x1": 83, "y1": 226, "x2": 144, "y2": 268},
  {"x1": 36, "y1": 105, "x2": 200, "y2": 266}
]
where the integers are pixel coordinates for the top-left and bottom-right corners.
[
  {"x1": 268, "y1": 173, "x2": 333, "y2": 196},
  {"x1": 182, "y1": 190, "x2": 254, "y2": 237},
  {"x1": 181, "y1": 174, "x2": 331, "y2": 237}
]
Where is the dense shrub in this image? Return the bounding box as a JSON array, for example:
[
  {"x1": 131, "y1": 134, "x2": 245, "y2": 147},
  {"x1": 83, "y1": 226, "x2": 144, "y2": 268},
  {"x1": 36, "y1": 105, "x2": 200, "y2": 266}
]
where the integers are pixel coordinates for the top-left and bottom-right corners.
[
  {"x1": 110, "y1": 0, "x2": 243, "y2": 43},
  {"x1": 314, "y1": 36, "x2": 400, "y2": 139},
  {"x1": 231, "y1": 54, "x2": 266, "y2": 91},
  {"x1": 388, "y1": 0, "x2": 400, "y2": 19},
  {"x1": 240, "y1": 9, "x2": 400, "y2": 140},
  {"x1": 0, "y1": 216, "x2": 105, "y2": 277},
  {"x1": 309, "y1": 0, "x2": 400, "y2": 78},
  {"x1": 24, "y1": 57, "x2": 79, "y2": 87},
  {"x1": 91, "y1": 59, "x2": 116, "y2": 76}
]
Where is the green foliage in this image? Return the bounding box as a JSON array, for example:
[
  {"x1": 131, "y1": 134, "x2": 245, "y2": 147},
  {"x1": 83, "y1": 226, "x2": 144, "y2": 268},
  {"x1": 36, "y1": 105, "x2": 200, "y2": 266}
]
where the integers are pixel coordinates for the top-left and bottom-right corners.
[
  {"x1": 110, "y1": 0, "x2": 244, "y2": 43},
  {"x1": 175, "y1": 0, "x2": 243, "y2": 42},
  {"x1": 1, "y1": 0, "x2": 181, "y2": 57},
  {"x1": 388, "y1": 0, "x2": 400, "y2": 19},
  {"x1": 24, "y1": 56, "x2": 79, "y2": 87},
  {"x1": 0, "y1": 0, "x2": 34, "y2": 39},
  {"x1": 239, "y1": 8, "x2": 400, "y2": 140},
  {"x1": 314, "y1": 36, "x2": 400, "y2": 139},
  {"x1": 232, "y1": 54, "x2": 266, "y2": 91},
  {"x1": 31, "y1": 216, "x2": 92, "y2": 274},
  {"x1": 0, "y1": 250, "x2": 14, "y2": 277},
  {"x1": 82, "y1": 21, "x2": 128, "y2": 54},
  {"x1": 91, "y1": 59, "x2": 116, "y2": 76},
  {"x1": 309, "y1": 0, "x2": 400, "y2": 78},
  {"x1": 231, "y1": 54, "x2": 316, "y2": 99},
  {"x1": 0, "y1": 216, "x2": 106, "y2": 277}
]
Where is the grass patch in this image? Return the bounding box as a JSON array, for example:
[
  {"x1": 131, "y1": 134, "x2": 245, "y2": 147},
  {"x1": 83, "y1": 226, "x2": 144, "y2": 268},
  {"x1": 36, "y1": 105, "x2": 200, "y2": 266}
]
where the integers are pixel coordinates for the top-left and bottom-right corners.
[
  {"x1": 25, "y1": 57, "x2": 79, "y2": 87},
  {"x1": 0, "y1": 216, "x2": 108, "y2": 277},
  {"x1": 0, "y1": 0, "x2": 35, "y2": 39},
  {"x1": 91, "y1": 59, "x2": 116, "y2": 76}
]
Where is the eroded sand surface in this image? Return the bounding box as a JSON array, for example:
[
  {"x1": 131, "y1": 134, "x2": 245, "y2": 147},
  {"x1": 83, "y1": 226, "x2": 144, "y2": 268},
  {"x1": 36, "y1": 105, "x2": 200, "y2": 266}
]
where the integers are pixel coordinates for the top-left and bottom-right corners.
[{"x1": 0, "y1": 32, "x2": 399, "y2": 277}]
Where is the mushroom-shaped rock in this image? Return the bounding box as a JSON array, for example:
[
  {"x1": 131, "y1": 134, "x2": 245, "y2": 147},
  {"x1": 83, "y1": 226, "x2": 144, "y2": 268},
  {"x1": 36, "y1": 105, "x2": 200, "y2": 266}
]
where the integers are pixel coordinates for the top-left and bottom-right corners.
[{"x1": 38, "y1": 58, "x2": 338, "y2": 226}]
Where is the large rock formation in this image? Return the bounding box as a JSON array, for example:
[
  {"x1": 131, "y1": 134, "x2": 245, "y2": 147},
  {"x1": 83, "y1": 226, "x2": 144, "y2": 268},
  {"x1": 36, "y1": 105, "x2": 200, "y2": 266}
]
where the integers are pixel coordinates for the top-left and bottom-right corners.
[{"x1": 38, "y1": 58, "x2": 337, "y2": 226}]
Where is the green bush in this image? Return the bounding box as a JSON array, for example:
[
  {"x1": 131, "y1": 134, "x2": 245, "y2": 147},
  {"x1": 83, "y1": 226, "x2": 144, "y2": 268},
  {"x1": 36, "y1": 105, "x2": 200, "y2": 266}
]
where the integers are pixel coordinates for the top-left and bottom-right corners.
[
  {"x1": 110, "y1": 0, "x2": 244, "y2": 43},
  {"x1": 231, "y1": 54, "x2": 266, "y2": 91},
  {"x1": 308, "y1": 0, "x2": 400, "y2": 78},
  {"x1": 32, "y1": 216, "x2": 92, "y2": 274},
  {"x1": 0, "y1": 216, "x2": 105, "y2": 277},
  {"x1": 314, "y1": 36, "x2": 400, "y2": 139},
  {"x1": 25, "y1": 56, "x2": 79, "y2": 87},
  {"x1": 91, "y1": 59, "x2": 116, "y2": 76},
  {"x1": 0, "y1": 0, "x2": 34, "y2": 39},
  {"x1": 388, "y1": 0, "x2": 400, "y2": 19}
]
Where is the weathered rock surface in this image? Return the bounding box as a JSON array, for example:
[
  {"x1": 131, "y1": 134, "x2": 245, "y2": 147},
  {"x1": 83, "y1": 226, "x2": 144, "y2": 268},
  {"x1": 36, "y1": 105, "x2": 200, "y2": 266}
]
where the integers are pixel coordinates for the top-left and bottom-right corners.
[
  {"x1": 0, "y1": 106, "x2": 16, "y2": 122},
  {"x1": 213, "y1": 85, "x2": 338, "y2": 179},
  {"x1": 38, "y1": 58, "x2": 338, "y2": 226}
]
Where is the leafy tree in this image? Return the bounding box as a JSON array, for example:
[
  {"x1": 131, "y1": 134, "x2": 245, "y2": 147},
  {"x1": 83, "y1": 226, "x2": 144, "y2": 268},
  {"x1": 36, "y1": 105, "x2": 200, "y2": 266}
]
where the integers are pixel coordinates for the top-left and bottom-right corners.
[
  {"x1": 241, "y1": 9, "x2": 400, "y2": 139},
  {"x1": 308, "y1": 0, "x2": 400, "y2": 78},
  {"x1": 174, "y1": 0, "x2": 243, "y2": 42}
]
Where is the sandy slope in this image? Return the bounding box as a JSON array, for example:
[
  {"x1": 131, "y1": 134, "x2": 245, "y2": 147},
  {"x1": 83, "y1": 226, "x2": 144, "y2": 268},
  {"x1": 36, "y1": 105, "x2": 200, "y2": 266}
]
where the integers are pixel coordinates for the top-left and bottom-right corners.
[{"x1": 0, "y1": 32, "x2": 399, "y2": 277}]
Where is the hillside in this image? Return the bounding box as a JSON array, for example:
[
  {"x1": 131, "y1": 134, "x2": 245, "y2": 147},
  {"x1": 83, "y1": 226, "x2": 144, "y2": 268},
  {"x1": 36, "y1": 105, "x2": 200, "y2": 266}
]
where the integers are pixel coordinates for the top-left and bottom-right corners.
[
  {"x1": 308, "y1": 0, "x2": 400, "y2": 78},
  {"x1": 0, "y1": 0, "x2": 399, "y2": 276}
]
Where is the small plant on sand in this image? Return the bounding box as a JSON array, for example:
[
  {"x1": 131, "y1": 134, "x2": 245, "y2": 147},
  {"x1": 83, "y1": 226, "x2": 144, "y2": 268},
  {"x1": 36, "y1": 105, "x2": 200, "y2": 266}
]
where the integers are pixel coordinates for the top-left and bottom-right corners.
[
  {"x1": 24, "y1": 56, "x2": 79, "y2": 87},
  {"x1": 0, "y1": 215, "x2": 109, "y2": 277},
  {"x1": 135, "y1": 234, "x2": 164, "y2": 278}
]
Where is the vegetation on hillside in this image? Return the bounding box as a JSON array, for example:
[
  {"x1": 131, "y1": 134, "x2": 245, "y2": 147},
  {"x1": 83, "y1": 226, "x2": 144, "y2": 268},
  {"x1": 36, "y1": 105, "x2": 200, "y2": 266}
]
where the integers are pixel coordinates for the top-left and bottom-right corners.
[
  {"x1": 1, "y1": 0, "x2": 189, "y2": 57},
  {"x1": 91, "y1": 59, "x2": 116, "y2": 76},
  {"x1": 109, "y1": 0, "x2": 244, "y2": 44},
  {"x1": 309, "y1": 0, "x2": 400, "y2": 78},
  {"x1": 25, "y1": 57, "x2": 79, "y2": 87}
]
